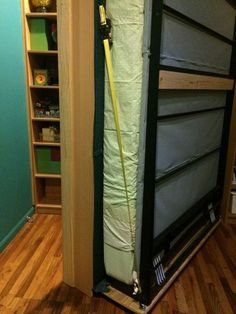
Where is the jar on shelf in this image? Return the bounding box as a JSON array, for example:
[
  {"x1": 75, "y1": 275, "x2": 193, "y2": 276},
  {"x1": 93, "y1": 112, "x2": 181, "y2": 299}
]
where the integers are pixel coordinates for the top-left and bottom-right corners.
[{"x1": 30, "y1": 0, "x2": 52, "y2": 12}]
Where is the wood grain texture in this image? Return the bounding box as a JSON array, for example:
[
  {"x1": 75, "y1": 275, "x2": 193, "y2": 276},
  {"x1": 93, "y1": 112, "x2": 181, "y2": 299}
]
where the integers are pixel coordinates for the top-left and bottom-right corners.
[
  {"x1": 1, "y1": 215, "x2": 236, "y2": 313},
  {"x1": 159, "y1": 71, "x2": 235, "y2": 90},
  {"x1": 57, "y1": 0, "x2": 95, "y2": 295}
]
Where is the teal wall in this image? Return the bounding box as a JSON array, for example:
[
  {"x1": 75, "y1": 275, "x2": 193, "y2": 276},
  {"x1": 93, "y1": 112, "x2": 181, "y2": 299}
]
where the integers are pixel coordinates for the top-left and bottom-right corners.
[{"x1": 0, "y1": 0, "x2": 33, "y2": 251}]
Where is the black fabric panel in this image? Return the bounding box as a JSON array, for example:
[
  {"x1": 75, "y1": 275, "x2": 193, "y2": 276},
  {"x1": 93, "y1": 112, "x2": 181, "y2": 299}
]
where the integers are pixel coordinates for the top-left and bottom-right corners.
[{"x1": 93, "y1": 0, "x2": 106, "y2": 289}]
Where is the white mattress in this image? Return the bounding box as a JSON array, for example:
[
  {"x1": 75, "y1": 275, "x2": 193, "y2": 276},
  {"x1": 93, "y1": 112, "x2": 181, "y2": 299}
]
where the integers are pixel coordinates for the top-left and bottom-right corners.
[{"x1": 103, "y1": 0, "x2": 145, "y2": 284}]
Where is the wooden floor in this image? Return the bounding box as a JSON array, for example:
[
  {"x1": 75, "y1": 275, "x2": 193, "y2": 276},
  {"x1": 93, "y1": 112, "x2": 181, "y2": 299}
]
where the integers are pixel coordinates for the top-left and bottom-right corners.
[{"x1": 0, "y1": 215, "x2": 236, "y2": 313}]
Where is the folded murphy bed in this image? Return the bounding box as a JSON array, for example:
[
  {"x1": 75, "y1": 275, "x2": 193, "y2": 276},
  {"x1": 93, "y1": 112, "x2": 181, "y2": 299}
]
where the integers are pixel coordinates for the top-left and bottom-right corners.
[{"x1": 93, "y1": 0, "x2": 236, "y2": 312}]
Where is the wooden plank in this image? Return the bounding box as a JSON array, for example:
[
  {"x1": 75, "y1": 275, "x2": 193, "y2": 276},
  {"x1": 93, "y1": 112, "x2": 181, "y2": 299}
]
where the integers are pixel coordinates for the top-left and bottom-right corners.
[
  {"x1": 57, "y1": 0, "x2": 95, "y2": 296},
  {"x1": 35, "y1": 174, "x2": 61, "y2": 179},
  {"x1": 26, "y1": 13, "x2": 57, "y2": 18},
  {"x1": 29, "y1": 85, "x2": 59, "y2": 89},
  {"x1": 28, "y1": 50, "x2": 58, "y2": 55},
  {"x1": 20, "y1": 0, "x2": 37, "y2": 206},
  {"x1": 104, "y1": 221, "x2": 221, "y2": 314},
  {"x1": 33, "y1": 142, "x2": 61, "y2": 147},
  {"x1": 32, "y1": 117, "x2": 60, "y2": 122},
  {"x1": 159, "y1": 70, "x2": 235, "y2": 90}
]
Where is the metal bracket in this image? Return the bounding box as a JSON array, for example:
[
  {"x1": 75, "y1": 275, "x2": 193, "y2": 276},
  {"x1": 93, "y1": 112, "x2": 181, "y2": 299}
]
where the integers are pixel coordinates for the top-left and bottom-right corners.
[
  {"x1": 99, "y1": 5, "x2": 113, "y2": 45},
  {"x1": 208, "y1": 203, "x2": 216, "y2": 223}
]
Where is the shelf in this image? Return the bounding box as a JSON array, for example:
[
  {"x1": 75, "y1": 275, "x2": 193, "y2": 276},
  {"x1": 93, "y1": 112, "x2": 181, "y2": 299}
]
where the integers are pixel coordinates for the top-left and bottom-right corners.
[
  {"x1": 32, "y1": 117, "x2": 60, "y2": 122},
  {"x1": 33, "y1": 141, "x2": 60, "y2": 147},
  {"x1": 37, "y1": 197, "x2": 61, "y2": 206},
  {"x1": 28, "y1": 50, "x2": 58, "y2": 55},
  {"x1": 30, "y1": 85, "x2": 59, "y2": 89},
  {"x1": 232, "y1": 183, "x2": 236, "y2": 189},
  {"x1": 35, "y1": 176, "x2": 61, "y2": 214},
  {"x1": 26, "y1": 13, "x2": 57, "y2": 19},
  {"x1": 35, "y1": 173, "x2": 61, "y2": 179},
  {"x1": 23, "y1": 0, "x2": 61, "y2": 215},
  {"x1": 36, "y1": 205, "x2": 61, "y2": 215}
]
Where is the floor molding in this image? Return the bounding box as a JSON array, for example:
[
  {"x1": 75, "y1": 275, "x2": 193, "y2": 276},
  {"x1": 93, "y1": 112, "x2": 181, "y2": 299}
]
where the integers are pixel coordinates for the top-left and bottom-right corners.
[{"x1": 0, "y1": 207, "x2": 34, "y2": 252}]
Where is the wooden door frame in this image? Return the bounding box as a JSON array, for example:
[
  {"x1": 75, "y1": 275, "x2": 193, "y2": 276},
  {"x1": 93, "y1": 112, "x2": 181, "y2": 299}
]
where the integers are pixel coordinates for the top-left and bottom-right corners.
[{"x1": 58, "y1": 0, "x2": 95, "y2": 296}]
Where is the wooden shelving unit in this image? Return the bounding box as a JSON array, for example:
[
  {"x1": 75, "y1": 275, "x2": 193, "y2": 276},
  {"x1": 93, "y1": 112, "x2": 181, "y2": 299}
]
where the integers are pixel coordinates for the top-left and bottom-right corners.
[
  {"x1": 222, "y1": 91, "x2": 236, "y2": 224},
  {"x1": 22, "y1": 0, "x2": 61, "y2": 214}
]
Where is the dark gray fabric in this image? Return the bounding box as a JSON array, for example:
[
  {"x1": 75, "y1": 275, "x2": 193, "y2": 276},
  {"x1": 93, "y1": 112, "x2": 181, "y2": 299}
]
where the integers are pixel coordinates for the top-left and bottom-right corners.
[
  {"x1": 154, "y1": 152, "x2": 220, "y2": 237},
  {"x1": 164, "y1": 0, "x2": 236, "y2": 40},
  {"x1": 161, "y1": 14, "x2": 232, "y2": 74},
  {"x1": 158, "y1": 91, "x2": 227, "y2": 116},
  {"x1": 156, "y1": 110, "x2": 224, "y2": 178}
]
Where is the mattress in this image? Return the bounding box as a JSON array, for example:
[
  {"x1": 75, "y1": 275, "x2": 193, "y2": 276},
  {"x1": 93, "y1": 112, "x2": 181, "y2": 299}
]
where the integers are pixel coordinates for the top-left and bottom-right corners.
[{"x1": 103, "y1": 0, "x2": 146, "y2": 284}]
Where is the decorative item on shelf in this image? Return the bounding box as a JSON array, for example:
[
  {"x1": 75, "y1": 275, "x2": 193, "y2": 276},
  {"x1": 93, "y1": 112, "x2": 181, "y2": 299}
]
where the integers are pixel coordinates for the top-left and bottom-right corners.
[
  {"x1": 49, "y1": 22, "x2": 57, "y2": 50},
  {"x1": 30, "y1": 0, "x2": 52, "y2": 12},
  {"x1": 35, "y1": 99, "x2": 60, "y2": 117},
  {"x1": 34, "y1": 69, "x2": 48, "y2": 86},
  {"x1": 41, "y1": 126, "x2": 60, "y2": 142},
  {"x1": 48, "y1": 68, "x2": 59, "y2": 85},
  {"x1": 29, "y1": 19, "x2": 49, "y2": 50},
  {"x1": 35, "y1": 147, "x2": 61, "y2": 174}
]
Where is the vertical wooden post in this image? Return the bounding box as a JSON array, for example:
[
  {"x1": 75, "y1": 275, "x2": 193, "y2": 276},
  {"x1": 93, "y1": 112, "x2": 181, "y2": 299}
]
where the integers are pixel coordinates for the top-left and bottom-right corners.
[
  {"x1": 58, "y1": 0, "x2": 95, "y2": 296},
  {"x1": 222, "y1": 89, "x2": 236, "y2": 223}
]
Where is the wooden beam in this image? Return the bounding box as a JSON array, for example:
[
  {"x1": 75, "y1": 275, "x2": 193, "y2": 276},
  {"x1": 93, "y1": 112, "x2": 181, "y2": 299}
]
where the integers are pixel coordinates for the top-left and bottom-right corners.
[
  {"x1": 159, "y1": 70, "x2": 235, "y2": 90},
  {"x1": 58, "y1": 0, "x2": 94, "y2": 296}
]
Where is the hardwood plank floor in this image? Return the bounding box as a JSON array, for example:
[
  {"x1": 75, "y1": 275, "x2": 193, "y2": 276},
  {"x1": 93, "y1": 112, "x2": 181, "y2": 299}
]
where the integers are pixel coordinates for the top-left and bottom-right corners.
[{"x1": 0, "y1": 214, "x2": 236, "y2": 313}]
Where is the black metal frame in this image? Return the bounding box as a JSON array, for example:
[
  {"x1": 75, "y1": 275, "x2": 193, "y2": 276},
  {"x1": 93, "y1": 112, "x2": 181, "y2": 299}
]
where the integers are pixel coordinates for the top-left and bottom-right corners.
[
  {"x1": 139, "y1": 0, "x2": 236, "y2": 306},
  {"x1": 93, "y1": 0, "x2": 106, "y2": 291},
  {"x1": 139, "y1": 0, "x2": 164, "y2": 306},
  {"x1": 157, "y1": 106, "x2": 226, "y2": 120}
]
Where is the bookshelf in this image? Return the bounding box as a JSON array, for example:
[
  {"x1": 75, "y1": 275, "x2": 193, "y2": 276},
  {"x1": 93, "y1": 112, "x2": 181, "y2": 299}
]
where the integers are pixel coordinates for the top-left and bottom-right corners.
[{"x1": 21, "y1": 0, "x2": 61, "y2": 214}]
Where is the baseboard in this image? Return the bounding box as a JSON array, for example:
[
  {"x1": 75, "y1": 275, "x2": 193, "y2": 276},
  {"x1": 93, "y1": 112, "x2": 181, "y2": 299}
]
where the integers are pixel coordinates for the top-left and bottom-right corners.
[{"x1": 0, "y1": 207, "x2": 35, "y2": 252}]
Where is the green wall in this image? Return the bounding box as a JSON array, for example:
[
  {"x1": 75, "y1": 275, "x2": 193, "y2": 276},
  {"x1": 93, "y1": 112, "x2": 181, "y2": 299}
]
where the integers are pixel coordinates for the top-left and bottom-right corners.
[{"x1": 0, "y1": 0, "x2": 33, "y2": 251}]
